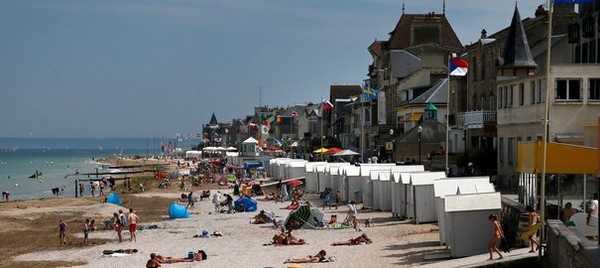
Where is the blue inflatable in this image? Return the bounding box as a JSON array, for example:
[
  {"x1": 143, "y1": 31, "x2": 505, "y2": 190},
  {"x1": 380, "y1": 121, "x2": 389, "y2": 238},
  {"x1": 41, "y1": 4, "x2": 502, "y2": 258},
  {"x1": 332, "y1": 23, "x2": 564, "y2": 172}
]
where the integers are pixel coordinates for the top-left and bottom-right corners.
[
  {"x1": 169, "y1": 202, "x2": 190, "y2": 219},
  {"x1": 234, "y1": 197, "x2": 258, "y2": 212},
  {"x1": 106, "y1": 193, "x2": 122, "y2": 205}
]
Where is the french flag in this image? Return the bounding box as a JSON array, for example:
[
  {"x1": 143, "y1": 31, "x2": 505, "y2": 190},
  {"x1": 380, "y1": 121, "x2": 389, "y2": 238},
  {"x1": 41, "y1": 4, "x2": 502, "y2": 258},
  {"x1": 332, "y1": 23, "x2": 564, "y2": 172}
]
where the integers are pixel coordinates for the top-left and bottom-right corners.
[
  {"x1": 449, "y1": 57, "x2": 469, "y2": 76},
  {"x1": 322, "y1": 100, "x2": 334, "y2": 110}
]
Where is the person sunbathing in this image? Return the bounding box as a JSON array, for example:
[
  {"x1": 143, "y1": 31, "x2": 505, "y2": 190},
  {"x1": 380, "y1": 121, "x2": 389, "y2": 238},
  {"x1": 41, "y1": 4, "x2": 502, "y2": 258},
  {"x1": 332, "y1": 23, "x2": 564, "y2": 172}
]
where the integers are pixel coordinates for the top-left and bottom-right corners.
[
  {"x1": 252, "y1": 210, "x2": 269, "y2": 224},
  {"x1": 284, "y1": 229, "x2": 306, "y2": 245},
  {"x1": 332, "y1": 233, "x2": 372, "y2": 246},
  {"x1": 153, "y1": 250, "x2": 206, "y2": 264},
  {"x1": 103, "y1": 249, "x2": 138, "y2": 255},
  {"x1": 284, "y1": 250, "x2": 327, "y2": 263}
]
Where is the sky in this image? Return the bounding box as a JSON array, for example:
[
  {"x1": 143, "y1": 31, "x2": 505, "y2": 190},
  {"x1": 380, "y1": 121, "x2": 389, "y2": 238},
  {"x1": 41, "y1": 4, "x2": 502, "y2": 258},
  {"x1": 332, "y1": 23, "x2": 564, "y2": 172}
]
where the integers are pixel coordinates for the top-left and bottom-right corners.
[{"x1": 0, "y1": 0, "x2": 547, "y2": 138}]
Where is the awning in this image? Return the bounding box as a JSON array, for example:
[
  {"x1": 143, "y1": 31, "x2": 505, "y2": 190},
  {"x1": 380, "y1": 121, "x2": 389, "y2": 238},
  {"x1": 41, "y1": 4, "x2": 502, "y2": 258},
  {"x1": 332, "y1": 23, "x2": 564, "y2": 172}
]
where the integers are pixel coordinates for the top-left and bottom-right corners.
[
  {"x1": 410, "y1": 112, "x2": 423, "y2": 122},
  {"x1": 517, "y1": 141, "x2": 597, "y2": 174}
]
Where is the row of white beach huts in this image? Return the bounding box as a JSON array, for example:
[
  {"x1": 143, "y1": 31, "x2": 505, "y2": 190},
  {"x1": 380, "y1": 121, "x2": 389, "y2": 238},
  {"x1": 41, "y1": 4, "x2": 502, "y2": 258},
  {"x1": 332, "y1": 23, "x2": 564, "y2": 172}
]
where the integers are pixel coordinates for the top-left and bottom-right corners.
[{"x1": 269, "y1": 158, "x2": 502, "y2": 258}]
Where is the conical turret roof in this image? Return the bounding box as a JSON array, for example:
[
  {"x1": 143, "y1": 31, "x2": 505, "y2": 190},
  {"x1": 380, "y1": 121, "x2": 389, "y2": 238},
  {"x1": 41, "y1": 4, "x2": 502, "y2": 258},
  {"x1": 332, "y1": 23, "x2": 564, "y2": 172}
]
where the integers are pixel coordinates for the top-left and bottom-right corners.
[{"x1": 500, "y1": 5, "x2": 537, "y2": 68}]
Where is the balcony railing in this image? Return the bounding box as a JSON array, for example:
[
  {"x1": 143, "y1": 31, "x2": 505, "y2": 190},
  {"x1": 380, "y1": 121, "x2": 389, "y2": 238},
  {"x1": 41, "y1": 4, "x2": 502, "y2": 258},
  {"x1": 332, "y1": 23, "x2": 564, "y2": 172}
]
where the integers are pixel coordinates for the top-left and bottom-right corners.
[{"x1": 455, "y1": 111, "x2": 497, "y2": 129}]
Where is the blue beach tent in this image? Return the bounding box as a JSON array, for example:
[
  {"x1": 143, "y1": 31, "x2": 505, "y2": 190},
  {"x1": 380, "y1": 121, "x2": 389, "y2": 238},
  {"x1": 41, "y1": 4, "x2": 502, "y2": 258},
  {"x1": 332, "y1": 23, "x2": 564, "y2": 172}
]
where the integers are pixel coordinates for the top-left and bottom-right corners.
[
  {"x1": 106, "y1": 193, "x2": 122, "y2": 205},
  {"x1": 234, "y1": 196, "x2": 258, "y2": 212},
  {"x1": 169, "y1": 202, "x2": 190, "y2": 219}
]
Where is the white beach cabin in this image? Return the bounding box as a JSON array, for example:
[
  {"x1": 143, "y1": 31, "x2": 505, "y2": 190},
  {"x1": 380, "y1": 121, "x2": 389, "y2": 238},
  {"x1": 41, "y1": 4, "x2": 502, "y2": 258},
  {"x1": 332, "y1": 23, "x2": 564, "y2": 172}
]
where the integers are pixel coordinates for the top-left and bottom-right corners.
[
  {"x1": 433, "y1": 177, "x2": 493, "y2": 245},
  {"x1": 304, "y1": 162, "x2": 326, "y2": 193},
  {"x1": 342, "y1": 165, "x2": 362, "y2": 202},
  {"x1": 285, "y1": 160, "x2": 307, "y2": 180},
  {"x1": 408, "y1": 171, "x2": 446, "y2": 223},
  {"x1": 376, "y1": 171, "x2": 392, "y2": 211},
  {"x1": 357, "y1": 164, "x2": 395, "y2": 205},
  {"x1": 388, "y1": 166, "x2": 425, "y2": 217},
  {"x1": 444, "y1": 192, "x2": 501, "y2": 257}
]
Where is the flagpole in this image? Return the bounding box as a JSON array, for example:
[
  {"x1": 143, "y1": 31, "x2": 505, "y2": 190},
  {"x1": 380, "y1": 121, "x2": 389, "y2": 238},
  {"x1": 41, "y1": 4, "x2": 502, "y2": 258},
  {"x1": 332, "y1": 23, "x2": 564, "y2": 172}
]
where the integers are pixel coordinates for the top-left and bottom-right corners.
[
  {"x1": 539, "y1": 0, "x2": 553, "y2": 260},
  {"x1": 445, "y1": 54, "x2": 451, "y2": 175},
  {"x1": 321, "y1": 98, "x2": 324, "y2": 161}
]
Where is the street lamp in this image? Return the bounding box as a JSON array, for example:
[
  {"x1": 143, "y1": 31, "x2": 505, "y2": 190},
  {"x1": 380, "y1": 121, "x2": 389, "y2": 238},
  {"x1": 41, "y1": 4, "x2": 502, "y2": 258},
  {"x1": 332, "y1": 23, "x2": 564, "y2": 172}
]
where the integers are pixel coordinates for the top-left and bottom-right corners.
[
  {"x1": 389, "y1": 129, "x2": 395, "y2": 163},
  {"x1": 417, "y1": 126, "x2": 423, "y2": 164}
]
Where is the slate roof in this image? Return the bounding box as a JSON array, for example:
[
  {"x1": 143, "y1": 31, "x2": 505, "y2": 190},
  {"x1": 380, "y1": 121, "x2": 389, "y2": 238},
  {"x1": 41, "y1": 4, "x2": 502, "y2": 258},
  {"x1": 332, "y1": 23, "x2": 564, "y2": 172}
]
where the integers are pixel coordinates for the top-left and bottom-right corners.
[
  {"x1": 408, "y1": 78, "x2": 448, "y2": 105},
  {"x1": 500, "y1": 5, "x2": 537, "y2": 68},
  {"x1": 388, "y1": 14, "x2": 463, "y2": 50}
]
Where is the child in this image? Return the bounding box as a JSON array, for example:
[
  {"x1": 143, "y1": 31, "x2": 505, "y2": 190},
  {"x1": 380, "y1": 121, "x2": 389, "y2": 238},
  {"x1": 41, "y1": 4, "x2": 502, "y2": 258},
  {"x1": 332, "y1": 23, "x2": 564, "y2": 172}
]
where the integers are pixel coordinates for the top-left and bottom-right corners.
[
  {"x1": 83, "y1": 219, "x2": 90, "y2": 245},
  {"x1": 58, "y1": 219, "x2": 68, "y2": 246}
]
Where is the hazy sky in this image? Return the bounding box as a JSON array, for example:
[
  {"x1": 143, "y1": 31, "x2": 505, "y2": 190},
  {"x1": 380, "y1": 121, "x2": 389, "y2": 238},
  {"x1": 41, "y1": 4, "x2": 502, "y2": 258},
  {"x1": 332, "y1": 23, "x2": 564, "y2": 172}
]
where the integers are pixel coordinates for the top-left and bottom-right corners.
[{"x1": 0, "y1": 0, "x2": 545, "y2": 138}]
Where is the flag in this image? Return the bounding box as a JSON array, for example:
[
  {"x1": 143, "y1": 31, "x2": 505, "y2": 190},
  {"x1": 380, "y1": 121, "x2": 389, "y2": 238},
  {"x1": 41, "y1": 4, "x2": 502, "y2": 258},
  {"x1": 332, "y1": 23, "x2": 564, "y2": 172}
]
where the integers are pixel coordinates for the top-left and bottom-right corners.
[
  {"x1": 449, "y1": 57, "x2": 469, "y2": 76},
  {"x1": 291, "y1": 111, "x2": 298, "y2": 117},
  {"x1": 554, "y1": 0, "x2": 594, "y2": 4},
  {"x1": 361, "y1": 85, "x2": 379, "y2": 100},
  {"x1": 322, "y1": 100, "x2": 334, "y2": 110}
]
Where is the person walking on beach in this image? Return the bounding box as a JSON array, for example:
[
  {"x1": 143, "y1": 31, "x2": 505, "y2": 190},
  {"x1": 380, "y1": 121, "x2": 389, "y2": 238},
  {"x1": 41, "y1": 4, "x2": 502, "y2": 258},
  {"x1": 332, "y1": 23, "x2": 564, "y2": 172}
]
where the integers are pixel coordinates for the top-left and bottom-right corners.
[
  {"x1": 186, "y1": 191, "x2": 195, "y2": 209},
  {"x1": 90, "y1": 182, "x2": 96, "y2": 197},
  {"x1": 212, "y1": 191, "x2": 221, "y2": 212},
  {"x1": 526, "y1": 206, "x2": 540, "y2": 253},
  {"x1": 83, "y1": 219, "x2": 90, "y2": 245},
  {"x1": 487, "y1": 214, "x2": 504, "y2": 260},
  {"x1": 58, "y1": 219, "x2": 68, "y2": 246},
  {"x1": 79, "y1": 183, "x2": 84, "y2": 197},
  {"x1": 587, "y1": 193, "x2": 598, "y2": 225},
  {"x1": 128, "y1": 208, "x2": 139, "y2": 242}
]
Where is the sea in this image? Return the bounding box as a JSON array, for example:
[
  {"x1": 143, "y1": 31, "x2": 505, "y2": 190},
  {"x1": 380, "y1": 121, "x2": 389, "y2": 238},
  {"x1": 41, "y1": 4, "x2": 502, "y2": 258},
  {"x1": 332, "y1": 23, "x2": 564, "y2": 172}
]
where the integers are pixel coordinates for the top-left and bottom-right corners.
[{"x1": 0, "y1": 138, "x2": 196, "y2": 200}]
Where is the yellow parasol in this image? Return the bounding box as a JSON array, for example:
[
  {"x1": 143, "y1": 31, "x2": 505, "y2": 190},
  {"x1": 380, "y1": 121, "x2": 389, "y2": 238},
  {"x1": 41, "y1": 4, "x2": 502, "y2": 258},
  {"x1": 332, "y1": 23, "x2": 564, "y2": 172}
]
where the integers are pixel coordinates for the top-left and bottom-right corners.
[{"x1": 313, "y1": 148, "x2": 329, "y2": 154}]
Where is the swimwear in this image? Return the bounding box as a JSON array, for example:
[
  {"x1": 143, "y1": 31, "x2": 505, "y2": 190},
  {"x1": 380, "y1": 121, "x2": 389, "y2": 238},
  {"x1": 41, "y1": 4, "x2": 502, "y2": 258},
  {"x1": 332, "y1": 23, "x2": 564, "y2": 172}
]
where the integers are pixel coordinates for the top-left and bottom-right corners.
[{"x1": 129, "y1": 224, "x2": 137, "y2": 233}]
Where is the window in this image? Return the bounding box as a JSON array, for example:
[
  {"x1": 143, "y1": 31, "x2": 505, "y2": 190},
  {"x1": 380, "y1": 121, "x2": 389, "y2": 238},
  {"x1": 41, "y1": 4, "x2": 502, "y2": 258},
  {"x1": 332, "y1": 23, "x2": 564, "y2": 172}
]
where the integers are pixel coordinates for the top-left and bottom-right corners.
[
  {"x1": 507, "y1": 137, "x2": 514, "y2": 165},
  {"x1": 489, "y1": 94, "x2": 496, "y2": 110},
  {"x1": 472, "y1": 57, "x2": 478, "y2": 81},
  {"x1": 591, "y1": 40, "x2": 596, "y2": 63},
  {"x1": 530, "y1": 81, "x2": 536, "y2": 104},
  {"x1": 556, "y1": 79, "x2": 581, "y2": 101},
  {"x1": 499, "y1": 137, "x2": 504, "y2": 164},
  {"x1": 537, "y1": 79, "x2": 544, "y2": 103},
  {"x1": 508, "y1": 85, "x2": 514, "y2": 107},
  {"x1": 519, "y1": 83, "x2": 525, "y2": 106},
  {"x1": 590, "y1": 78, "x2": 600, "y2": 101},
  {"x1": 498, "y1": 87, "x2": 504, "y2": 109},
  {"x1": 480, "y1": 94, "x2": 486, "y2": 111},
  {"x1": 481, "y1": 54, "x2": 486, "y2": 80}
]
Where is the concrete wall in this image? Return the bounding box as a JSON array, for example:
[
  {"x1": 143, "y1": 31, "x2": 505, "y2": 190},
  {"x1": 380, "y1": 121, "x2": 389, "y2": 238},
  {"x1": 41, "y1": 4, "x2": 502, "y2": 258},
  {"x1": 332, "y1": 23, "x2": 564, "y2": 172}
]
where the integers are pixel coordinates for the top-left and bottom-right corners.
[{"x1": 546, "y1": 219, "x2": 600, "y2": 268}]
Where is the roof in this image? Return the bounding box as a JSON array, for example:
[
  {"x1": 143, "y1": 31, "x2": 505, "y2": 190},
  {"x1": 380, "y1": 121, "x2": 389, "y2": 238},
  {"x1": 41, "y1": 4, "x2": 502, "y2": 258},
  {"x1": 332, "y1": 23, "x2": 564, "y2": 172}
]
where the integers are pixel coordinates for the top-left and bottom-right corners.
[
  {"x1": 341, "y1": 165, "x2": 361, "y2": 176},
  {"x1": 282, "y1": 105, "x2": 307, "y2": 117},
  {"x1": 433, "y1": 177, "x2": 491, "y2": 197},
  {"x1": 500, "y1": 5, "x2": 537, "y2": 68},
  {"x1": 389, "y1": 165, "x2": 425, "y2": 173},
  {"x1": 359, "y1": 164, "x2": 396, "y2": 176},
  {"x1": 304, "y1": 162, "x2": 327, "y2": 172},
  {"x1": 408, "y1": 78, "x2": 448, "y2": 105},
  {"x1": 369, "y1": 169, "x2": 389, "y2": 180},
  {"x1": 286, "y1": 160, "x2": 307, "y2": 168},
  {"x1": 444, "y1": 192, "x2": 501, "y2": 212},
  {"x1": 242, "y1": 137, "x2": 258, "y2": 144},
  {"x1": 388, "y1": 13, "x2": 463, "y2": 50},
  {"x1": 368, "y1": 40, "x2": 386, "y2": 57},
  {"x1": 410, "y1": 171, "x2": 447, "y2": 186},
  {"x1": 209, "y1": 113, "x2": 218, "y2": 125},
  {"x1": 378, "y1": 171, "x2": 391, "y2": 181}
]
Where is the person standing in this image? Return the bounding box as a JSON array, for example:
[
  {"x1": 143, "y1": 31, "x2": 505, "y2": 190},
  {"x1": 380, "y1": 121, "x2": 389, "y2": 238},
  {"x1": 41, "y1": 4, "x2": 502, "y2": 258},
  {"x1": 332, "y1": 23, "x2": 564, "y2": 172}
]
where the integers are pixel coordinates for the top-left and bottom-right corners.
[
  {"x1": 112, "y1": 212, "x2": 122, "y2": 243},
  {"x1": 79, "y1": 183, "x2": 84, "y2": 197},
  {"x1": 526, "y1": 206, "x2": 539, "y2": 253},
  {"x1": 186, "y1": 191, "x2": 195, "y2": 209},
  {"x1": 58, "y1": 219, "x2": 68, "y2": 246},
  {"x1": 561, "y1": 202, "x2": 576, "y2": 222},
  {"x1": 83, "y1": 219, "x2": 90, "y2": 245},
  {"x1": 212, "y1": 191, "x2": 221, "y2": 212},
  {"x1": 487, "y1": 214, "x2": 504, "y2": 260},
  {"x1": 587, "y1": 193, "x2": 599, "y2": 225},
  {"x1": 128, "y1": 208, "x2": 139, "y2": 242}
]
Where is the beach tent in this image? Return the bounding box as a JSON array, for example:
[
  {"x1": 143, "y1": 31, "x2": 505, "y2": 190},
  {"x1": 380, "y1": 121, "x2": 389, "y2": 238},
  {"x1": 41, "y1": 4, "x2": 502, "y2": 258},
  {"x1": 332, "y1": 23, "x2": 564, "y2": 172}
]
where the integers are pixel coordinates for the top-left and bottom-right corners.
[
  {"x1": 234, "y1": 196, "x2": 258, "y2": 212},
  {"x1": 284, "y1": 204, "x2": 324, "y2": 230},
  {"x1": 169, "y1": 202, "x2": 190, "y2": 219},
  {"x1": 106, "y1": 193, "x2": 122, "y2": 205},
  {"x1": 408, "y1": 171, "x2": 446, "y2": 223},
  {"x1": 285, "y1": 160, "x2": 307, "y2": 180},
  {"x1": 433, "y1": 177, "x2": 493, "y2": 245},
  {"x1": 304, "y1": 162, "x2": 326, "y2": 193},
  {"x1": 444, "y1": 192, "x2": 501, "y2": 257},
  {"x1": 339, "y1": 165, "x2": 360, "y2": 202}
]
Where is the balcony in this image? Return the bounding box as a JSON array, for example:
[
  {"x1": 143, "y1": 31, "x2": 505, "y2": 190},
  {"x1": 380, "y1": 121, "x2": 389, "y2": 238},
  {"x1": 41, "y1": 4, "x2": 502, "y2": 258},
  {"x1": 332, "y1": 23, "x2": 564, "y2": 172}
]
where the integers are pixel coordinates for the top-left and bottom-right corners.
[{"x1": 455, "y1": 111, "x2": 497, "y2": 129}]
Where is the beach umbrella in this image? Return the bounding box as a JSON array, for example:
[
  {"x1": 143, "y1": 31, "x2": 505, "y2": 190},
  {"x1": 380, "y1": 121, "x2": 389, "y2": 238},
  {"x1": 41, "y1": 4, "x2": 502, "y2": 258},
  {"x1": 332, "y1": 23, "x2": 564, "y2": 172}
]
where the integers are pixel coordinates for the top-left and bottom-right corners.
[
  {"x1": 284, "y1": 205, "x2": 324, "y2": 230},
  {"x1": 333, "y1": 149, "x2": 360, "y2": 157},
  {"x1": 313, "y1": 148, "x2": 329, "y2": 154},
  {"x1": 266, "y1": 145, "x2": 282, "y2": 151},
  {"x1": 287, "y1": 179, "x2": 303, "y2": 187},
  {"x1": 325, "y1": 147, "x2": 344, "y2": 154}
]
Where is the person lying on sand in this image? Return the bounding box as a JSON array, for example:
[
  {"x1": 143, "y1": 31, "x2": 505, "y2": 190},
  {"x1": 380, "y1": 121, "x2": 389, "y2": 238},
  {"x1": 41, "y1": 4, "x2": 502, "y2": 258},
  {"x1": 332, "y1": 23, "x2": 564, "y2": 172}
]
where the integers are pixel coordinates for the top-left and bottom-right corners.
[
  {"x1": 151, "y1": 250, "x2": 206, "y2": 264},
  {"x1": 284, "y1": 250, "x2": 326, "y2": 263},
  {"x1": 331, "y1": 233, "x2": 372, "y2": 246},
  {"x1": 268, "y1": 228, "x2": 305, "y2": 246},
  {"x1": 103, "y1": 249, "x2": 138, "y2": 255},
  {"x1": 251, "y1": 210, "x2": 269, "y2": 224}
]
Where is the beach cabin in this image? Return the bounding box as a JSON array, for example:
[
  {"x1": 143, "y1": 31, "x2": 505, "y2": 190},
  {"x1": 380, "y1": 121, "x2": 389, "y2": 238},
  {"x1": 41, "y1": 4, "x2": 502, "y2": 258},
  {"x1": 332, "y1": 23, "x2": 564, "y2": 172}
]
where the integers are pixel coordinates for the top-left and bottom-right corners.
[
  {"x1": 329, "y1": 166, "x2": 342, "y2": 196},
  {"x1": 284, "y1": 160, "x2": 307, "y2": 180},
  {"x1": 364, "y1": 169, "x2": 391, "y2": 209},
  {"x1": 433, "y1": 177, "x2": 493, "y2": 245},
  {"x1": 270, "y1": 158, "x2": 290, "y2": 180},
  {"x1": 341, "y1": 165, "x2": 362, "y2": 202},
  {"x1": 376, "y1": 171, "x2": 392, "y2": 211},
  {"x1": 242, "y1": 137, "x2": 259, "y2": 157},
  {"x1": 324, "y1": 163, "x2": 350, "y2": 194},
  {"x1": 304, "y1": 162, "x2": 326, "y2": 193},
  {"x1": 357, "y1": 164, "x2": 395, "y2": 204},
  {"x1": 387, "y1": 166, "x2": 425, "y2": 217},
  {"x1": 444, "y1": 192, "x2": 502, "y2": 257},
  {"x1": 408, "y1": 171, "x2": 446, "y2": 224},
  {"x1": 315, "y1": 164, "x2": 329, "y2": 193}
]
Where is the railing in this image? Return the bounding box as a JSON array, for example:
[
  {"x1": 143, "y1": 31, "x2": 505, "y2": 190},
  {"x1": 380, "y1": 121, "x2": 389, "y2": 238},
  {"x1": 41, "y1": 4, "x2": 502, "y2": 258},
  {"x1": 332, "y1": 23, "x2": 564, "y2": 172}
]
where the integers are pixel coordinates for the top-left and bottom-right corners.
[{"x1": 455, "y1": 111, "x2": 497, "y2": 129}]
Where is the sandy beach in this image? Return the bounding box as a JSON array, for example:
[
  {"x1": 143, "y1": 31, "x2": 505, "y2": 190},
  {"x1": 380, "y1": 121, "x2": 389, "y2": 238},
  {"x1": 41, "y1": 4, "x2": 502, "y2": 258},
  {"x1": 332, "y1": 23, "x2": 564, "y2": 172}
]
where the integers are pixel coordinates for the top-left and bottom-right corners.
[{"x1": 2, "y1": 187, "x2": 446, "y2": 268}]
